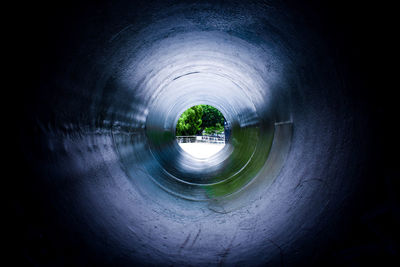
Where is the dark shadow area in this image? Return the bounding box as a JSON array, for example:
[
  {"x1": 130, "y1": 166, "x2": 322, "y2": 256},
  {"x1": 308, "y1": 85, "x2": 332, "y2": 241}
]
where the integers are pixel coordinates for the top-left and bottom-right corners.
[{"x1": 12, "y1": 0, "x2": 397, "y2": 266}]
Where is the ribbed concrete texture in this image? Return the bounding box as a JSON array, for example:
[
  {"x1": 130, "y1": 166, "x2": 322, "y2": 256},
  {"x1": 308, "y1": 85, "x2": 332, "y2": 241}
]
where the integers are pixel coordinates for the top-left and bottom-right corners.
[{"x1": 15, "y1": 0, "x2": 397, "y2": 266}]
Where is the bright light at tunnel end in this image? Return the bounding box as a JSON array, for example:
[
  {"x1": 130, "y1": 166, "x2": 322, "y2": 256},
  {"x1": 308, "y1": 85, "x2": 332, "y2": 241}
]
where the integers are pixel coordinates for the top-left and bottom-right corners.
[
  {"x1": 22, "y1": 0, "x2": 390, "y2": 266},
  {"x1": 175, "y1": 105, "x2": 227, "y2": 159}
]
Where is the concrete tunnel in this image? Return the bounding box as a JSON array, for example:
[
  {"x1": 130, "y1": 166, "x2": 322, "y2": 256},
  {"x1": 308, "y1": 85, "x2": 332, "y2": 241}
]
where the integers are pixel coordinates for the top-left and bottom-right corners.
[{"x1": 14, "y1": 0, "x2": 398, "y2": 266}]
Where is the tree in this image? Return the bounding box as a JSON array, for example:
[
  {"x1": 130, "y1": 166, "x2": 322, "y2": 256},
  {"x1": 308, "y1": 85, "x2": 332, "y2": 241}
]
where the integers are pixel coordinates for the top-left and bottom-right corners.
[
  {"x1": 176, "y1": 105, "x2": 203, "y2": 135},
  {"x1": 199, "y1": 105, "x2": 225, "y2": 133},
  {"x1": 203, "y1": 123, "x2": 224, "y2": 135},
  {"x1": 175, "y1": 105, "x2": 225, "y2": 136}
]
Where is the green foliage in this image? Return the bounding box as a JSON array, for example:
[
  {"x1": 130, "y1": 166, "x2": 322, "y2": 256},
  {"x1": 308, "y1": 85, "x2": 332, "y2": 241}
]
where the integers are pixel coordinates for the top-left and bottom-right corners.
[
  {"x1": 175, "y1": 104, "x2": 225, "y2": 136},
  {"x1": 176, "y1": 105, "x2": 203, "y2": 135},
  {"x1": 204, "y1": 123, "x2": 224, "y2": 135},
  {"x1": 199, "y1": 105, "x2": 225, "y2": 132}
]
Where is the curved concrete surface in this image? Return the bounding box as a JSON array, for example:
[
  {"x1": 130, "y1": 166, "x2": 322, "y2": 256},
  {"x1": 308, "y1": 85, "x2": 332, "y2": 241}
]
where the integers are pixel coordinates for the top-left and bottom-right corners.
[{"x1": 15, "y1": 0, "x2": 397, "y2": 266}]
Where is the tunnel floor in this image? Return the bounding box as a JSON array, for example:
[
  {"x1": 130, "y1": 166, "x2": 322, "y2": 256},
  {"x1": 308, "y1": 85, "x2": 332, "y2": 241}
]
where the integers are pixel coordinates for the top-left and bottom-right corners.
[{"x1": 13, "y1": 0, "x2": 399, "y2": 266}]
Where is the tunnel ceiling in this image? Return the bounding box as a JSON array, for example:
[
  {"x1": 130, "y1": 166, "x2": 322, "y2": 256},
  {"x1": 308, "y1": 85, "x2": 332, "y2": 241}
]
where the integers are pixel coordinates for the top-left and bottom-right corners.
[{"x1": 14, "y1": 0, "x2": 398, "y2": 266}]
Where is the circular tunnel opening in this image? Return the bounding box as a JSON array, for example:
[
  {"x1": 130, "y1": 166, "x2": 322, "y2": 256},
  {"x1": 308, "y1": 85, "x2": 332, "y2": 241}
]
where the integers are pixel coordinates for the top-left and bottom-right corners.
[
  {"x1": 175, "y1": 104, "x2": 227, "y2": 159},
  {"x1": 20, "y1": 0, "x2": 391, "y2": 266}
]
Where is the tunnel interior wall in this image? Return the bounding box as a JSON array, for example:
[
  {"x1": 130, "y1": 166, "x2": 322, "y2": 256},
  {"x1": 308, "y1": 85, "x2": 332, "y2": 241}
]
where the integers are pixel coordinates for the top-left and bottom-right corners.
[{"x1": 14, "y1": 0, "x2": 398, "y2": 266}]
